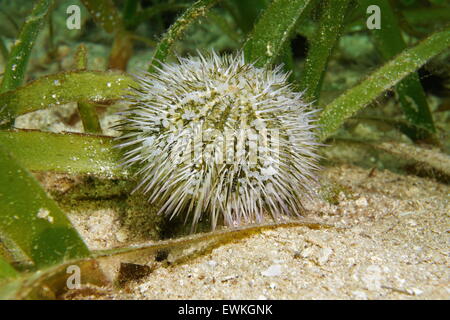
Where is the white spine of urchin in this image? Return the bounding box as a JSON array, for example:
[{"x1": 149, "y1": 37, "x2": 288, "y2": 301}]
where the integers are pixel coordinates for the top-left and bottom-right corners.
[{"x1": 115, "y1": 51, "x2": 321, "y2": 230}]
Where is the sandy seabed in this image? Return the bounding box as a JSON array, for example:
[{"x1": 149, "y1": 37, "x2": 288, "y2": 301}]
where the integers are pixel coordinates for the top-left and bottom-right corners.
[{"x1": 64, "y1": 164, "x2": 449, "y2": 300}]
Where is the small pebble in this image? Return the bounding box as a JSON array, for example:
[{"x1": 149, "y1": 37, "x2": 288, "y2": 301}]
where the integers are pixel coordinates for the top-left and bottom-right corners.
[
  {"x1": 317, "y1": 248, "x2": 333, "y2": 265},
  {"x1": 408, "y1": 288, "x2": 423, "y2": 296},
  {"x1": 355, "y1": 197, "x2": 368, "y2": 207},
  {"x1": 352, "y1": 290, "x2": 368, "y2": 300},
  {"x1": 115, "y1": 230, "x2": 128, "y2": 242},
  {"x1": 361, "y1": 265, "x2": 382, "y2": 291},
  {"x1": 407, "y1": 219, "x2": 418, "y2": 227},
  {"x1": 301, "y1": 247, "x2": 314, "y2": 258},
  {"x1": 207, "y1": 260, "x2": 217, "y2": 267},
  {"x1": 261, "y1": 264, "x2": 282, "y2": 277}
]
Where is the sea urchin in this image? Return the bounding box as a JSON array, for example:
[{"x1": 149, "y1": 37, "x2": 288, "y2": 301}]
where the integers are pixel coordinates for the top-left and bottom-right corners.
[{"x1": 116, "y1": 52, "x2": 320, "y2": 230}]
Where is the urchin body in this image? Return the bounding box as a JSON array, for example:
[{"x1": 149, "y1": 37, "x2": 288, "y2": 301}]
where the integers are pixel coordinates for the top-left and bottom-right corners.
[{"x1": 116, "y1": 52, "x2": 320, "y2": 229}]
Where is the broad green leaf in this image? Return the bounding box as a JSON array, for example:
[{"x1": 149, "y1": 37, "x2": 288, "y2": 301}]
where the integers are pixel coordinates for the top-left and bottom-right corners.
[
  {"x1": 0, "y1": 130, "x2": 124, "y2": 178},
  {"x1": 243, "y1": 0, "x2": 312, "y2": 67},
  {"x1": 0, "y1": 0, "x2": 54, "y2": 94},
  {"x1": 0, "y1": 256, "x2": 18, "y2": 280},
  {"x1": 0, "y1": 71, "x2": 134, "y2": 127},
  {"x1": 0, "y1": 279, "x2": 23, "y2": 300},
  {"x1": 147, "y1": 0, "x2": 219, "y2": 73},
  {"x1": 318, "y1": 28, "x2": 450, "y2": 141},
  {"x1": 0, "y1": 144, "x2": 90, "y2": 269},
  {"x1": 361, "y1": 0, "x2": 436, "y2": 135},
  {"x1": 299, "y1": 0, "x2": 350, "y2": 102}
]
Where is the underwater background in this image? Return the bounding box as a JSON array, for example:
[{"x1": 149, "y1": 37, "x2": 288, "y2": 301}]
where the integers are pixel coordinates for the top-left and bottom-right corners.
[{"x1": 0, "y1": 0, "x2": 449, "y2": 300}]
